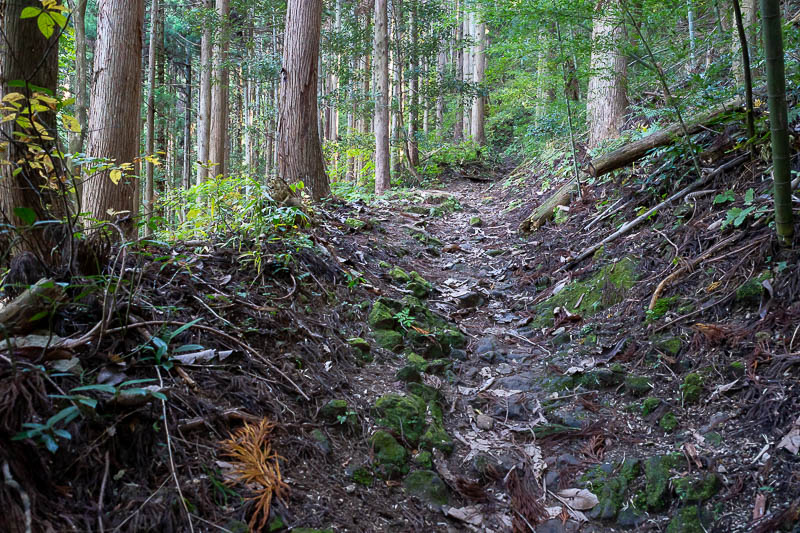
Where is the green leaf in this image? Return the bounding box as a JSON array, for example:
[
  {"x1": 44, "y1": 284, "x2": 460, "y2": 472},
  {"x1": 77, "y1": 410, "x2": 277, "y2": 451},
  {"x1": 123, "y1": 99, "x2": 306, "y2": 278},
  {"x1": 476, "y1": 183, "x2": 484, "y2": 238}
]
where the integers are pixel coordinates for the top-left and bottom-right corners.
[
  {"x1": 37, "y1": 13, "x2": 55, "y2": 39},
  {"x1": 50, "y1": 12, "x2": 67, "y2": 28},
  {"x1": 150, "y1": 391, "x2": 168, "y2": 401},
  {"x1": 20, "y1": 6, "x2": 42, "y2": 18},
  {"x1": 120, "y1": 378, "x2": 157, "y2": 387},
  {"x1": 13, "y1": 206, "x2": 36, "y2": 225},
  {"x1": 744, "y1": 188, "x2": 755, "y2": 205},
  {"x1": 71, "y1": 383, "x2": 117, "y2": 394},
  {"x1": 168, "y1": 318, "x2": 203, "y2": 341},
  {"x1": 713, "y1": 190, "x2": 735, "y2": 204},
  {"x1": 46, "y1": 406, "x2": 79, "y2": 427},
  {"x1": 53, "y1": 429, "x2": 72, "y2": 440},
  {"x1": 43, "y1": 434, "x2": 59, "y2": 453}
]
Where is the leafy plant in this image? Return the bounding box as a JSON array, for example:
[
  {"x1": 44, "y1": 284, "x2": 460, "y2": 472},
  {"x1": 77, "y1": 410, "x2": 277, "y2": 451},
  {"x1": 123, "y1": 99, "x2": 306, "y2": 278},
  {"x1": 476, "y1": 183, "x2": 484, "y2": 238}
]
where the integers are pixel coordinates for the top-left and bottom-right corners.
[{"x1": 394, "y1": 308, "x2": 414, "y2": 329}]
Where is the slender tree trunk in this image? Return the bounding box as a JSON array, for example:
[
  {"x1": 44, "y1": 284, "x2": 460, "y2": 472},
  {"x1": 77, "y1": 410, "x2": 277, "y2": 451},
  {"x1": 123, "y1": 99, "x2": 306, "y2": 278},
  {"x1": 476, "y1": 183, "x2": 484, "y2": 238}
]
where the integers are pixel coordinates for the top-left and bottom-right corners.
[
  {"x1": 0, "y1": 0, "x2": 61, "y2": 260},
  {"x1": 436, "y1": 49, "x2": 445, "y2": 131},
  {"x1": 760, "y1": 0, "x2": 793, "y2": 245},
  {"x1": 471, "y1": 21, "x2": 487, "y2": 145},
  {"x1": 535, "y1": 29, "x2": 547, "y2": 121},
  {"x1": 407, "y1": 1, "x2": 419, "y2": 167},
  {"x1": 70, "y1": 0, "x2": 89, "y2": 159},
  {"x1": 144, "y1": 0, "x2": 159, "y2": 231},
  {"x1": 732, "y1": 0, "x2": 756, "y2": 153},
  {"x1": 277, "y1": 0, "x2": 329, "y2": 200},
  {"x1": 586, "y1": 0, "x2": 628, "y2": 148},
  {"x1": 453, "y1": 0, "x2": 464, "y2": 141},
  {"x1": 83, "y1": 0, "x2": 145, "y2": 239},
  {"x1": 374, "y1": 0, "x2": 390, "y2": 193},
  {"x1": 209, "y1": 0, "x2": 229, "y2": 179},
  {"x1": 182, "y1": 46, "x2": 192, "y2": 191},
  {"x1": 196, "y1": 0, "x2": 212, "y2": 184},
  {"x1": 732, "y1": 0, "x2": 756, "y2": 83}
]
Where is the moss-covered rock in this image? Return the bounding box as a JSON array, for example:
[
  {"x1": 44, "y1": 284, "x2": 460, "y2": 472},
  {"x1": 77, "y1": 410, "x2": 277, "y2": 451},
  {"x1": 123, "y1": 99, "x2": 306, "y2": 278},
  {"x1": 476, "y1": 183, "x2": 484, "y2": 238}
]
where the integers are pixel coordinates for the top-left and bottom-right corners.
[
  {"x1": 403, "y1": 470, "x2": 449, "y2": 507},
  {"x1": 396, "y1": 365, "x2": 422, "y2": 382},
  {"x1": 345, "y1": 217, "x2": 368, "y2": 231},
  {"x1": 389, "y1": 266, "x2": 411, "y2": 283},
  {"x1": 414, "y1": 451, "x2": 433, "y2": 469},
  {"x1": 293, "y1": 528, "x2": 335, "y2": 533},
  {"x1": 406, "y1": 383, "x2": 443, "y2": 404},
  {"x1": 586, "y1": 459, "x2": 641, "y2": 520},
  {"x1": 578, "y1": 367, "x2": 626, "y2": 390},
  {"x1": 625, "y1": 375, "x2": 653, "y2": 397},
  {"x1": 666, "y1": 506, "x2": 709, "y2": 533},
  {"x1": 374, "y1": 394, "x2": 427, "y2": 444},
  {"x1": 641, "y1": 397, "x2": 661, "y2": 416},
  {"x1": 420, "y1": 419, "x2": 453, "y2": 453},
  {"x1": 369, "y1": 299, "x2": 400, "y2": 330},
  {"x1": 370, "y1": 430, "x2": 409, "y2": 478},
  {"x1": 437, "y1": 328, "x2": 467, "y2": 351},
  {"x1": 310, "y1": 429, "x2": 331, "y2": 455},
  {"x1": 673, "y1": 474, "x2": 720, "y2": 502},
  {"x1": 407, "y1": 271, "x2": 432, "y2": 298},
  {"x1": 648, "y1": 296, "x2": 679, "y2": 322},
  {"x1": 532, "y1": 257, "x2": 637, "y2": 328},
  {"x1": 347, "y1": 337, "x2": 371, "y2": 352},
  {"x1": 644, "y1": 454, "x2": 680, "y2": 510},
  {"x1": 469, "y1": 216, "x2": 483, "y2": 227},
  {"x1": 660, "y1": 412, "x2": 678, "y2": 432},
  {"x1": 655, "y1": 336, "x2": 682, "y2": 357},
  {"x1": 681, "y1": 373, "x2": 703, "y2": 404},
  {"x1": 350, "y1": 466, "x2": 374, "y2": 486},
  {"x1": 373, "y1": 329, "x2": 404, "y2": 352},
  {"x1": 735, "y1": 274, "x2": 769, "y2": 306}
]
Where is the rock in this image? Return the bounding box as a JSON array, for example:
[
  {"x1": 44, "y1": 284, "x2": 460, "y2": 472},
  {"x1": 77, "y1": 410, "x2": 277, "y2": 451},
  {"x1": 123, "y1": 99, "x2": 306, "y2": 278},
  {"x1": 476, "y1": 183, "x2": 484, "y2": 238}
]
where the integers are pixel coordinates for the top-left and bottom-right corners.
[
  {"x1": 578, "y1": 367, "x2": 625, "y2": 390},
  {"x1": 457, "y1": 291, "x2": 485, "y2": 308},
  {"x1": 420, "y1": 417, "x2": 453, "y2": 453},
  {"x1": 656, "y1": 336, "x2": 682, "y2": 357},
  {"x1": 681, "y1": 373, "x2": 703, "y2": 404},
  {"x1": 374, "y1": 394, "x2": 427, "y2": 444},
  {"x1": 407, "y1": 271, "x2": 432, "y2": 298},
  {"x1": 373, "y1": 329, "x2": 404, "y2": 352},
  {"x1": 389, "y1": 266, "x2": 411, "y2": 283},
  {"x1": 475, "y1": 336, "x2": 500, "y2": 355},
  {"x1": 585, "y1": 458, "x2": 640, "y2": 521},
  {"x1": 472, "y1": 453, "x2": 513, "y2": 480},
  {"x1": 616, "y1": 507, "x2": 647, "y2": 529},
  {"x1": 494, "y1": 371, "x2": 540, "y2": 392},
  {"x1": 666, "y1": 506, "x2": 710, "y2": 533},
  {"x1": 396, "y1": 365, "x2": 422, "y2": 383},
  {"x1": 403, "y1": 470, "x2": 449, "y2": 507},
  {"x1": 449, "y1": 348, "x2": 468, "y2": 361},
  {"x1": 673, "y1": 473, "x2": 720, "y2": 502},
  {"x1": 486, "y1": 249, "x2": 504, "y2": 257},
  {"x1": 369, "y1": 300, "x2": 399, "y2": 329},
  {"x1": 624, "y1": 375, "x2": 653, "y2": 397},
  {"x1": 320, "y1": 399, "x2": 348, "y2": 422},
  {"x1": 476, "y1": 414, "x2": 494, "y2": 430},
  {"x1": 644, "y1": 454, "x2": 680, "y2": 511},
  {"x1": 437, "y1": 328, "x2": 467, "y2": 351},
  {"x1": 310, "y1": 429, "x2": 331, "y2": 455},
  {"x1": 347, "y1": 337, "x2": 371, "y2": 352},
  {"x1": 469, "y1": 216, "x2": 483, "y2": 227},
  {"x1": 370, "y1": 430, "x2": 409, "y2": 478},
  {"x1": 344, "y1": 484, "x2": 356, "y2": 494},
  {"x1": 346, "y1": 464, "x2": 374, "y2": 486},
  {"x1": 413, "y1": 451, "x2": 433, "y2": 469}
]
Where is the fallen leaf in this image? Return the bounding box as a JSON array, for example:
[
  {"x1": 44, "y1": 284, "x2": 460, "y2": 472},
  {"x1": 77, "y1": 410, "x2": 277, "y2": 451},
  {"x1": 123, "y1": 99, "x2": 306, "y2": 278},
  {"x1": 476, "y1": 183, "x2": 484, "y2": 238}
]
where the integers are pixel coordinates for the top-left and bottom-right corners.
[
  {"x1": 777, "y1": 416, "x2": 800, "y2": 455},
  {"x1": 443, "y1": 506, "x2": 483, "y2": 526},
  {"x1": 556, "y1": 488, "x2": 599, "y2": 510},
  {"x1": 173, "y1": 349, "x2": 233, "y2": 365}
]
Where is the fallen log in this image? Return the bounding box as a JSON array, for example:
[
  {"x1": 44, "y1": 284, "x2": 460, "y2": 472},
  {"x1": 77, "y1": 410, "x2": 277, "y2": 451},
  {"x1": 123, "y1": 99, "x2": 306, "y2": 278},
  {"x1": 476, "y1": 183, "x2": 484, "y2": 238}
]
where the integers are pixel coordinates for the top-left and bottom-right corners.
[
  {"x1": 587, "y1": 95, "x2": 744, "y2": 178},
  {"x1": 519, "y1": 181, "x2": 578, "y2": 232},
  {"x1": 0, "y1": 278, "x2": 64, "y2": 336}
]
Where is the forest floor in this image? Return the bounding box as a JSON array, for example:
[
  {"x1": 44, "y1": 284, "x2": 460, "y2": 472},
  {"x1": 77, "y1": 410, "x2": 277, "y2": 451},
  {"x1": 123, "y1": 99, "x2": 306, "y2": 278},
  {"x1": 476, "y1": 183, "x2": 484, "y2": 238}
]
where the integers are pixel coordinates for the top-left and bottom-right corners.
[{"x1": 2, "y1": 147, "x2": 800, "y2": 533}]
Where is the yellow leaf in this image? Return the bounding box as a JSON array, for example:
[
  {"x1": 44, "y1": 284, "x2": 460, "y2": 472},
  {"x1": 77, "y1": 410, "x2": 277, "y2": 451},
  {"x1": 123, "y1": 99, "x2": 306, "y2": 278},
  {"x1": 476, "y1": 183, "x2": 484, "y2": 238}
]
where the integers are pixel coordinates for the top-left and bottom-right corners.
[
  {"x1": 145, "y1": 155, "x2": 161, "y2": 166},
  {"x1": 119, "y1": 162, "x2": 134, "y2": 171},
  {"x1": 2, "y1": 92, "x2": 26, "y2": 103},
  {"x1": 62, "y1": 114, "x2": 81, "y2": 133},
  {"x1": 109, "y1": 169, "x2": 123, "y2": 185}
]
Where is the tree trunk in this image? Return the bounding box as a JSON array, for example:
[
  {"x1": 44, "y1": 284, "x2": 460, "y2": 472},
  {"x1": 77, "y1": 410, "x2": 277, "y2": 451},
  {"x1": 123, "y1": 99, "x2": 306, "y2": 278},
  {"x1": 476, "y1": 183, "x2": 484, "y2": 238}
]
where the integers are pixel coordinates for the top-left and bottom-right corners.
[
  {"x1": 70, "y1": 0, "x2": 89, "y2": 159},
  {"x1": 277, "y1": 0, "x2": 329, "y2": 200},
  {"x1": 182, "y1": 46, "x2": 192, "y2": 192},
  {"x1": 586, "y1": 0, "x2": 627, "y2": 148},
  {"x1": 407, "y1": 1, "x2": 419, "y2": 167},
  {"x1": 374, "y1": 0, "x2": 390, "y2": 194},
  {"x1": 209, "y1": 0, "x2": 229, "y2": 179},
  {"x1": 453, "y1": 0, "x2": 464, "y2": 142},
  {"x1": 196, "y1": 0, "x2": 212, "y2": 184},
  {"x1": 760, "y1": 0, "x2": 793, "y2": 245},
  {"x1": 436, "y1": 49, "x2": 446, "y2": 131},
  {"x1": 732, "y1": 0, "x2": 756, "y2": 84},
  {"x1": 83, "y1": 0, "x2": 145, "y2": 239},
  {"x1": 144, "y1": 0, "x2": 159, "y2": 232},
  {"x1": 471, "y1": 21, "x2": 487, "y2": 145},
  {"x1": 0, "y1": 0, "x2": 61, "y2": 261}
]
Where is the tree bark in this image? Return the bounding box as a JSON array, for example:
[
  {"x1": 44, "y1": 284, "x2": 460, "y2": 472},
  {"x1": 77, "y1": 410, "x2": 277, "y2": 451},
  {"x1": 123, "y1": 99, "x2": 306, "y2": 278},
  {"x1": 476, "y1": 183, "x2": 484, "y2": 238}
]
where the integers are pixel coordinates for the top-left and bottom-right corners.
[
  {"x1": 407, "y1": 1, "x2": 419, "y2": 167},
  {"x1": 83, "y1": 0, "x2": 145, "y2": 239},
  {"x1": 453, "y1": 0, "x2": 464, "y2": 142},
  {"x1": 471, "y1": 21, "x2": 487, "y2": 145},
  {"x1": 586, "y1": 0, "x2": 627, "y2": 148},
  {"x1": 182, "y1": 46, "x2": 192, "y2": 192},
  {"x1": 0, "y1": 0, "x2": 62, "y2": 261},
  {"x1": 144, "y1": 0, "x2": 159, "y2": 231},
  {"x1": 732, "y1": 0, "x2": 756, "y2": 84},
  {"x1": 196, "y1": 0, "x2": 212, "y2": 184},
  {"x1": 209, "y1": 0, "x2": 229, "y2": 179},
  {"x1": 277, "y1": 0, "x2": 329, "y2": 200},
  {"x1": 70, "y1": 0, "x2": 89, "y2": 159},
  {"x1": 374, "y1": 0, "x2": 390, "y2": 194}
]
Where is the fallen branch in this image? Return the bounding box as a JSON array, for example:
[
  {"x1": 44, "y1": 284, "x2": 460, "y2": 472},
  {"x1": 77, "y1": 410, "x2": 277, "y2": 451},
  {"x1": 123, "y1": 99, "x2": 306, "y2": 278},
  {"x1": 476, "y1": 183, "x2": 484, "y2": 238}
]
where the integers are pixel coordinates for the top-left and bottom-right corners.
[
  {"x1": 649, "y1": 232, "x2": 743, "y2": 310},
  {"x1": 563, "y1": 154, "x2": 749, "y2": 270},
  {"x1": 587, "y1": 94, "x2": 745, "y2": 178},
  {"x1": 0, "y1": 278, "x2": 64, "y2": 335},
  {"x1": 519, "y1": 181, "x2": 578, "y2": 232}
]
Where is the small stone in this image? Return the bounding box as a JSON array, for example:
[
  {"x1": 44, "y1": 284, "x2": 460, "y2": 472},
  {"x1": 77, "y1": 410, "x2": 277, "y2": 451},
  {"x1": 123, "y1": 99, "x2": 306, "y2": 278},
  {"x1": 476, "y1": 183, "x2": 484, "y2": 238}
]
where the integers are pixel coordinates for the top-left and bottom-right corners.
[
  {"x1": 310, "y1": 429, "x2": 331, "y2": 455},
  {"x1": 457, "y1": 291, "x2": 485, "y2": 308},
  {"x1": 347, "y1": 337, "x2": 371, "y2": 352},
  {"x1": 320, "y1": 399, "x2": 348, "y2": 422},
  {"x1": 345, "y1": 484, "x2": 356, "y2": 494},
  {"x1": 370, "y1": 430, "x2": 409, "y2": 478},
  {"x1": 469, "y1": 216, "x2": 483, "y2": 227},
  {"x1": 403, "y1": 470, "x2": 449, "y2": 507},
  {"x1": 681, "y1": 373, "x2": 704, "y2": 404},
  {"x1": 486, "y1": 249, "x2": 504, "y2": 257},
  {"x1": 373, "y1": 329, "x2": 404, "y2": 352},
  {"x1": 624, "y1": 375, "x2": 653, "y2": 397},
  {"x1": 476, "y1": 414, "x2": 494, "y2": 430}
]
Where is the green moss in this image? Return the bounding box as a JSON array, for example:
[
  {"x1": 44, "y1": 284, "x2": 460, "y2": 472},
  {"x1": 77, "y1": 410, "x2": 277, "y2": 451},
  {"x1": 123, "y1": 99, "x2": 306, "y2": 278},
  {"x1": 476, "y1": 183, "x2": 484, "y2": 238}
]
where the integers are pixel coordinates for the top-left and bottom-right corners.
[
  {"x1": 578, "y1": 367, "x2": 625, "y2": 390},
  {"x1": 656, "y1": 336, "x2": 682, "y2": 356},
  {"x1": 644, "y1": 454, "x2": 680, "y2": 510},
  {"x1": 403, "y1": 470, "x2": 449, "y2": 506},
  {"x1": 370, "y1": 430, "x2": 409, "y2": 478},
  {"x1": 407, "y1": 271, "x2": 432, "y2": 298},
  {"x1": 345, "y1": 217, "x2": 368, "y2": 231},
  {"x1": 641, "y1": 397, "x2": 661, "y2": 416},
  {"x1": 588, "y1": 459, "x2": 641, "y2": 520},
  {"x1": 673, "y1": 474, "x2": 720, "y2": 502},
  {"x1": 292, "y1": 528, "x2": 335, "y2": 533},
  {"x1": 374, "y1": 394, "x2": 427, "y2": 444},
  {"x1": 726, "y1": 361, "x2": 746, "y2": 378},
  {"x1": 660, "y1": 412, "x2": 678, "y2": 432},
  {"x1": 437, "y1": 328, "x2": 467, "y2": 350},
  {"x1": 532, "y1": 257, "x2": 637, "y2": 328},
  {"x1": 320, "y1": 399, "x2": 348, "y2": 422},
  {"x1": 396, "y1": 365, "x2": 421, "y2": 382},
  {"x1": 373, "y1": 329, "x2": 404, "y2": 352},
  {"x1": 267, "y1": 516, "x2": 285, "y2": 532},
  {"x1": 736, "y1": 273, "x2": 769, "y2": 306},
  {"x1": 681, "y1": 373, "x2": 704, "y2": 404},
  {"x1": 414, "y1": 451, "x2": 433, "y2": 469},
  {"x1": 369, "y1": 300, "x2": 399, "y2": 329},
  {"x1": 406, "y1": 383, "x2": 443, "y2": 405},
  {"x1": 420, "y1": 420, "x2": 453, "y2": 454},
  {"x1": 666, "y1": 506, "x2": 707, "y2": 533},
  {"x1": 469, "y1": 216, "x2": 483, "y2": 227},
  {"x1": 347, "y1": 337, "x2": 371, "y2": 352},
  {"x1": 625, "y1": 375, "x2": 653, "y2": 397},
  {"x1": 647, "y1": 296, "x2": 679, "y2": 322},
  {"x1": 351, "y1": 467, "x2": 374, "y2": 486},
  {"x1": 388, "y1": 266, "x2": 410, "y2": 283}
]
